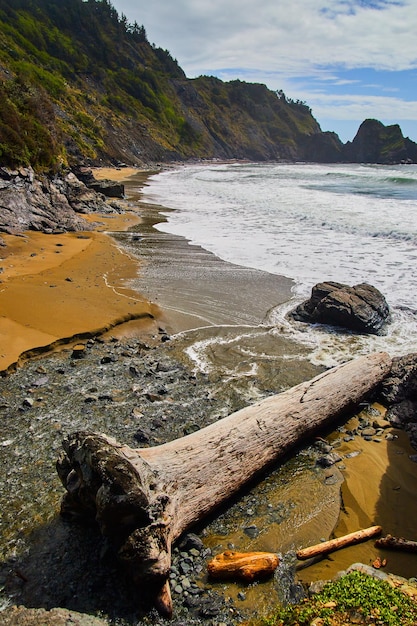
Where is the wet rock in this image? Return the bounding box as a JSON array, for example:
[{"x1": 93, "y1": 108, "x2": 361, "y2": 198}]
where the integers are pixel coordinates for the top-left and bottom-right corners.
[
  {"x1": 32, "y1": 376, "x2": 49, "y2": 387},
  {"x1": 316, "y1": 452, "x2": 342, "y2": 467},
  {"x1": 360, "y1": 427, "x2": 377, "y2": 438},
  {"x1": 100, "y1": 355, "x2": 116, "y2": 364},
  {"x1": 345, "y1": 450, "x2": 362, "y2": 459},
  {"x1": 133, "y1": 428, "x2": 151, "y2": 444},
  {"x1": 290, "y1": 281, "x2": 390, "y2": 334},
  {"x1": 379, "y1": 354, "x2": 417, "y2": 446},
  {"x1": 71, "y1": 344, "x2": 86, "y2": 359},
  {"x1": 313, "y1": 440, "x2": 333, "y2": 454},
  {"x1": 179, "y1": 533, "x2": 204, "y2": 553},
  {"x1": 243, "y1": 524, "x2": 259, "y2": 538}
]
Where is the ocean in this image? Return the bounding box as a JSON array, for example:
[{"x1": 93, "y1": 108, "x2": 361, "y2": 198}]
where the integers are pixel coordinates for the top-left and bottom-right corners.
[{"x1": 140, "y1": 162, "x2": 417, "y2": 368}]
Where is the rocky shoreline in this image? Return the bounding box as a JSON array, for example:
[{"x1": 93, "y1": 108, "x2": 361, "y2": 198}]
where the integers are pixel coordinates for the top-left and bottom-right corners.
[
  {"x1": 1, "y1": 167, "x2": 417, "y2": 625},
  {"x1": 0, "y1": 166, "x2": 127, "y2": 243},
  {"x1": 0, "y1": 333, "x2": 261, "y2": 625},
  {"x1": 0, "y1": 328, "x2": 417, "y2": 625}
]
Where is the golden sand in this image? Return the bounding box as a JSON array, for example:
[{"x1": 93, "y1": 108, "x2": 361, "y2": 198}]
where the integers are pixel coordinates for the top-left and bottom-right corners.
[
  {"x1": 0, "y1": 171, "x2": 161, "y2": 371},
  {"x1": 299, "y1": 408, "x2": 417, "y2": 583}
]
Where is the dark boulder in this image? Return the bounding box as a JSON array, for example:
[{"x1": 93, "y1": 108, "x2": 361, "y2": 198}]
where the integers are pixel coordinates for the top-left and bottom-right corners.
[
  {"x1": 73, "y1": 166, "x2": 124, "y2": 198},
  {"x1": 378, "y1": 353, "x2": 417, "y2": 447},
  {"x1": 88, "y1": 179, "x2": 125, "y2": 198},
  {"x1": 290, "y1": 281, "x2": 390, "y2": 334}
]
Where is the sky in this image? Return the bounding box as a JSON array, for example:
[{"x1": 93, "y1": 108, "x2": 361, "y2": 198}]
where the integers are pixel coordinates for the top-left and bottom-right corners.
[{"x1": 111, "y1": 0, "x2": 417, "y2": 143}]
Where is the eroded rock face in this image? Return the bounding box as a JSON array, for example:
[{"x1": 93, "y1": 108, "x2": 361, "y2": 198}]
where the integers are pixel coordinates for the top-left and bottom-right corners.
[
  {"x1": 378, "y1": 353, "x2": 417, "y2": 449},
  {"x1": 290, "y1": 281, "x2": 390, "y2": 334},
  {"x1": 73, "y1": 167, "x2": 125, "y2": 198},
  {"x1": 0, "y1": 167, "x2": 122, "y2": 236}
]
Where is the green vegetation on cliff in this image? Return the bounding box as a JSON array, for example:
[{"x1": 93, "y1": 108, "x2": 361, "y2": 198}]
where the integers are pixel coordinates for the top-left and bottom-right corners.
[
  {"x1": 0, "y1": 0, "x2": 329, "y2": 169},
  {"x1": 1, "y1": 0, "x2": 415, "y2": 170}
]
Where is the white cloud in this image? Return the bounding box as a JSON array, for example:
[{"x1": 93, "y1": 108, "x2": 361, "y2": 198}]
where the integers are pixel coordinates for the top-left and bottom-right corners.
[
  {"x1": 113, "y1": 0, "x2": 417, "y2": 76},
  {"x1": 305, "y1": 92, "x2": 417, "y2": 121},
  {"x1": 111, "y1": 0, "x2": 417, "y2": 141}
]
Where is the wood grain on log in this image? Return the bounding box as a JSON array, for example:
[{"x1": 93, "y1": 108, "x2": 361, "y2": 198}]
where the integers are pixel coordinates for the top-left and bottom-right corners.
[
  {"x1": 56, "y1": 352, "x2": 391, "y2": 615},
  {"x1": 208, "y1": 551, "x2": 279, "y2": 581},
  {"x1": 296, "y1": 525, "x2": 383, "y2": 560}
]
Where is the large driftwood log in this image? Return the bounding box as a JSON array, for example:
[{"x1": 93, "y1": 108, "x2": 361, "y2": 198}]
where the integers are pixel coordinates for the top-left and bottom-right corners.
[{"x1": 56, "y1": 352, "x2": 391, "y2": 616}]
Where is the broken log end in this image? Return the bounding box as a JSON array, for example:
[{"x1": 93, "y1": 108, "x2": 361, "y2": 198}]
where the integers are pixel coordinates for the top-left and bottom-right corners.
[
  {"x1": 375, "y1": 534, "x2": 417, "y2": 553},
  {"x1": 154, "y1": 580, "x2": 173, "y2": 619}
]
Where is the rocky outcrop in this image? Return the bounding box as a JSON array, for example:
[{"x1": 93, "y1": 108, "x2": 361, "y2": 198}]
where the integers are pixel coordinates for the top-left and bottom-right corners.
[
  {"x1": 0, "y1": 167, "x2": 122, "y2": 237},
  {"x1": 343, "y1": 119, "x2": 417, "y2": 164},
  {"x1": 301, "y1": 131, "x2": 345, "y2": 163},
  {"x1": 290, "y1": 281, "x2": 390, "y2": 334},
  {"x1": 378, "y1": 353, "x2": 417, "y2": 450},
  {"x1": 73, "y1": 167, "x2": 125, "y2": 198}
]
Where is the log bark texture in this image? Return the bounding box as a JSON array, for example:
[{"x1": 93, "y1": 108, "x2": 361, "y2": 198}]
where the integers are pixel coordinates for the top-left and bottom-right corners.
[
  {"x1": 56, "y1": 351, "x2": 391, "y2": 615},
  {"x1": 296, "y1": 525, "x2": 382, "y2": 561}
]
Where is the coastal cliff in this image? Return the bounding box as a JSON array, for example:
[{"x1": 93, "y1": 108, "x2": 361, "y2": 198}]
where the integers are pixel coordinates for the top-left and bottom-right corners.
[{"x1": 1, "y1": 0, "x2": 416, "y2": 171}]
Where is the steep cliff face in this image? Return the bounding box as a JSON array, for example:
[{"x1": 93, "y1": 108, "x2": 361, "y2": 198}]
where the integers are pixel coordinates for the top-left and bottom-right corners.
[
  {"x1": 344, "y1": 119, "x2": 416, "y2": 164},
  {"x1": 0, "y1": 1, "x2": 416, "y2": 170},
  {"x1": 0, "y1": 0, "x2": 326, "y2": 169}
]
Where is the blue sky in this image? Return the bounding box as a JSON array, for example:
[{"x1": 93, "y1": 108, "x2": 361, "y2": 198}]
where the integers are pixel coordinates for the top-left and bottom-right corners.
[{"x1": 111, "y1": 0, "x2": 417, "y2": 143}]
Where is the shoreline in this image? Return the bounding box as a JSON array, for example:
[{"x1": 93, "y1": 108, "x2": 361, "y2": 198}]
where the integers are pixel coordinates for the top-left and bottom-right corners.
[
  {"x1": 0, "y1": 164, "x2": 295, "y2": 373},
  {"x1": 115, "y1": 169, "x2": 295, "y2": 335},
  {"x1": 0, "y1": 170, "x2": 162, "y2": 372},
  {"x1": 1, "y1": 165, "x2": 417, "y2": 624}
]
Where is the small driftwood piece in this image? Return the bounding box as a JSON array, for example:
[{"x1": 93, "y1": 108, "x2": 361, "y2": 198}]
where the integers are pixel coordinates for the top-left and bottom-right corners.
[
  {"x1": 208, "y1": 550, "x2": 279, "y2": 581},
  {"x1": 296, "y1": 525, "x2": 383, "y2": 561},
  {"x1": 56, "y1": 352, "x2": 391, "y2": 616},
  {"x1": 375, "y1": 534, "x2": 417, "y2": 553}
]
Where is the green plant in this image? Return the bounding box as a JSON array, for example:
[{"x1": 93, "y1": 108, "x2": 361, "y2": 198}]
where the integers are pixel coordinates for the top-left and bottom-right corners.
[{"x1": 254, "y1": 572, "x2": 417, "y2": 626}]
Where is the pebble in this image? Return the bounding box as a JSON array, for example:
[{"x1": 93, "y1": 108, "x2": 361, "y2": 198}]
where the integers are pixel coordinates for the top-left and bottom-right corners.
[
  {"x1": 243, "y1": 524, "x2": 259, "y2": 538},
  {"x1": 345, "y1": 450, "x2": 362, "y2": 459},
  {"x1": 316, "y1": 452, "x2": 342, "y2": 467},
  {"x1": 361, "y1": 427, "x2": 377, "y2": 437}
]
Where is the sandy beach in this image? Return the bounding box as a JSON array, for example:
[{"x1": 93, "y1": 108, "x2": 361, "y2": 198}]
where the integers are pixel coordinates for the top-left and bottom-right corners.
[{"x1": 0, "y1": 172, "x2": 161, "y2": 371}]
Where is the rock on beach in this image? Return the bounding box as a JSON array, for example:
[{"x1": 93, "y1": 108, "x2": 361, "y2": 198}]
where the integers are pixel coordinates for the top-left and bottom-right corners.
[{"x1": 290, "y1": 281, "x2": 390, "y2": 334}]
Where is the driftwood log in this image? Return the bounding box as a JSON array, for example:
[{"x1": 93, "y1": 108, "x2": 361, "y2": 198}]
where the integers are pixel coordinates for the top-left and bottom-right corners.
[
  {"x1": 296, "y1": 525, "x2": 382, "y2": 561},
  {"x1": 375, "y1": 534, "x2": 417, "y2": 553},
  {"x1": 56, "y1": 351, "x2": 391, "y2": 616},
  {"x1": 207, "y1": 551, "x2": 279, "y2": 581}
]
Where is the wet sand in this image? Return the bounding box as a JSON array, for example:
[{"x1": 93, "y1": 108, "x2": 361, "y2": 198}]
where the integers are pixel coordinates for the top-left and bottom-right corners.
[
  {"x1": 299, "y1": 413, "x2": 417, "y2": 584},
  {"x1": 113, "y1": 170, "x2": 295, "y2": 334}
]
